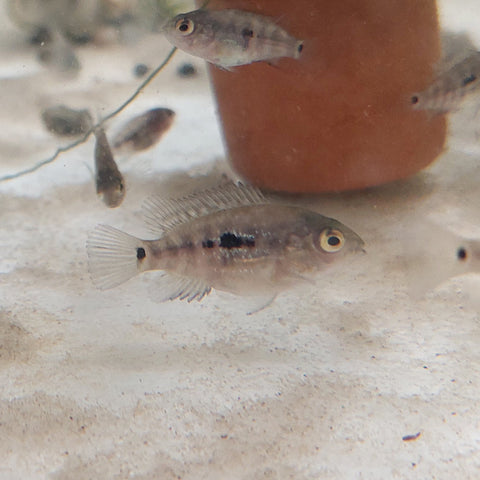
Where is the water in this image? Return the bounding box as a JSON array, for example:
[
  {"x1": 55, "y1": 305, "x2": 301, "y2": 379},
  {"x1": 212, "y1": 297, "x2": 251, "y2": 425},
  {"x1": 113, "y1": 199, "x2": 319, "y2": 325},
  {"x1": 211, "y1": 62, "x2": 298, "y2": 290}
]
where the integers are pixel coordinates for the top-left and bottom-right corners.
[{"x1": 0, "y1": 1, "x2": 479, "y2": 478}]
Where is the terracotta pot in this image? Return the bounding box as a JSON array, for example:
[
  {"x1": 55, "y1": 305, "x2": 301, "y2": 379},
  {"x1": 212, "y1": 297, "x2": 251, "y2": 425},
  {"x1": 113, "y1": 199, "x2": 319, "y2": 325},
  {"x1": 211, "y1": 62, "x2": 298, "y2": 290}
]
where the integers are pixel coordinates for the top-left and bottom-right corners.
[{"x1": 201, "y1": 0, "x2": 446, "y2": 193}]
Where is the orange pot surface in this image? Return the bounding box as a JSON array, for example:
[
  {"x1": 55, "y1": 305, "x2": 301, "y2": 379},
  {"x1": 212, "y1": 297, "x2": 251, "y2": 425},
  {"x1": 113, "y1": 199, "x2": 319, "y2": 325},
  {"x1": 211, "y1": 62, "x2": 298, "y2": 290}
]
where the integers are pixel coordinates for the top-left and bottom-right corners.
[{"x1": 202, "y1": 0, "x2": 446, "y2": 193}]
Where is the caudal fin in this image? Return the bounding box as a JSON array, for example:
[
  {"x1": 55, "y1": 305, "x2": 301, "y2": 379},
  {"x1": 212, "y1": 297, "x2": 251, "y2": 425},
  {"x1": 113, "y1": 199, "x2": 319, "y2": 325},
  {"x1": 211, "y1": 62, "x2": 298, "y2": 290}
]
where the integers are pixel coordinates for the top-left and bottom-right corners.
[{"x1": 86, "y1": 225, "x2": 143, "y2": 290}]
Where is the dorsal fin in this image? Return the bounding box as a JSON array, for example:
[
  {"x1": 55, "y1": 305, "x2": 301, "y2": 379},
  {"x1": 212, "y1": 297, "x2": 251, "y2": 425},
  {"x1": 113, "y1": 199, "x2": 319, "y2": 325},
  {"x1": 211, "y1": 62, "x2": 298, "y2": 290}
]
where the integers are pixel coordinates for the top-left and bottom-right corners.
[{"x1": 142, "y1": 182, "x2": 266, "y2": 236}]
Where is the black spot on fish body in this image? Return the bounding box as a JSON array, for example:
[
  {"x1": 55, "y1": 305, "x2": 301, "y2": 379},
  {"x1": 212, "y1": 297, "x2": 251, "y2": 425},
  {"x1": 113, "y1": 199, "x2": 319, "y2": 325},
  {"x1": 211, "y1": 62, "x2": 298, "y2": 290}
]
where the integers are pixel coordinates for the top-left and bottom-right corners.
[
  {"x1": 219, "y1": 232, "x2": 256, "y2": 249},
  {"x1": 241, "y1": 27, "x2": 254, "y2": 49},
  {"x1": 241, "y1": 28, "x2": 254, "y2": 38},
  {"x1": 462, "y1": 73, "x2": 477, "y2": 86},
  {"x1": 182, "y1": 240, "x2": 194, "y2": 249},
  {"x1": 202, "y1": 239, "x2": 215, "y2": 249},
  {"x1": 244, "y1": 236, "x2": 256, "y2": 247},
  {"x1": 457, "y1": 247, "x2": 467, "y2": 261},
  {"x1": 220, "y1": 232, "x2": 242, "y2": 249},
  {"x1": 137, "y1": 247, "x2": 146, "y2": 260}
]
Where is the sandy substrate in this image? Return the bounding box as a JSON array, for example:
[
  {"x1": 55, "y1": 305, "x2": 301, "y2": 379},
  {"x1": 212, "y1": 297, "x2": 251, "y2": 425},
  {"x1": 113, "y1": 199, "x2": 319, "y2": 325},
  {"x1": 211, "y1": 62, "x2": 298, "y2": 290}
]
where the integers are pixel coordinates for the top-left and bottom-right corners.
[{"x1": 1, "y1": 2, "x2": 480, "y2": 479}]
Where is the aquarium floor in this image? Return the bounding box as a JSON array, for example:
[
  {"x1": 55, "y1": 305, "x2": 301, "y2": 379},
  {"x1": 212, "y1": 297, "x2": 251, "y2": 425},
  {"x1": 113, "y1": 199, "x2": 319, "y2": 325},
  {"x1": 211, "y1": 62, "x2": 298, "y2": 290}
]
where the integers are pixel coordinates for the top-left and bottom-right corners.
[{"x1": 1, "y1": 3, "x2": 480, "y2": 479}]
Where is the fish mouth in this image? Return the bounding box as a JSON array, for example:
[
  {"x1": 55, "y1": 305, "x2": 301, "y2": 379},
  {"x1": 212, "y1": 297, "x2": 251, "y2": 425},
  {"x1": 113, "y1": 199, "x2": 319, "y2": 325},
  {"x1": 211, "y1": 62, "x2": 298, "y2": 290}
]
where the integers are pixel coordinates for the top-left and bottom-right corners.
[{"x1": 158, "y1": 16, "x2": 175, "y2": 33}]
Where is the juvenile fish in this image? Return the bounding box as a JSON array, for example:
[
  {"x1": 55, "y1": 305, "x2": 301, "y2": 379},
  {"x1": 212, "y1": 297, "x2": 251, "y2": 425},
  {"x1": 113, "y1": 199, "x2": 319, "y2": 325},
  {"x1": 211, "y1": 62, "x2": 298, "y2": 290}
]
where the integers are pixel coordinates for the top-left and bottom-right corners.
[
  {"x1": 86, "y1": 183, "x2": 364, "y2": 302},
  {"x1": 112, "y1": 108, "x2": 175, "y2": 154},
  {"x1": 411, "y1": 51, "x2": 480, "y2": 113},
  {"x1": 42, "y1": 105, "x2": 92, "y2": 137},
  {"x1": 94, "y1": 127, "x2": 125, "y2": 208},
  {"x1": 402, "y1": 220, "x2": 480, "y2": 296},
  {"x1": 163, "y1": 9, "x2": 303, "y2": 69}
]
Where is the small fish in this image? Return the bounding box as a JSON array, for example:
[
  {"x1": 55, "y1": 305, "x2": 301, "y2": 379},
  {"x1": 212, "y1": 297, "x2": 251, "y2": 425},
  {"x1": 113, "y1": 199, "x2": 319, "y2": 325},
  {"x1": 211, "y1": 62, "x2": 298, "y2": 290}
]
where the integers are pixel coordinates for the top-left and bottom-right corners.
[
  {"x1": 411, "y1": 51, "x2": 480, "y2": 113},
  {"x1": 112, "y1": 108, "x2": 175, "y2": 154},
  {"x1": 163, "y1": 9, "x2": 303, "y2": 69},
  {"x1": 133, "y1": 63, "x2": 149, "y2": 78},
  {"x1": 402, "y1": 220, "x2": 480, "y2": 296},
  {"x1": 42, "y1": 105, "x2": 93, "y2": 137},
  {"x1": 177, "y1": 62, "x2": 197, "y2": 78},
  {"x1": 36, "y1": 29, "x2": 81, "y2": 74},
  {"x1": 86, "y1": 183, "x2": 364, "y2": 302},
  {"x1": 94, "y1": 127, "x2": 125, "y2": 208}
]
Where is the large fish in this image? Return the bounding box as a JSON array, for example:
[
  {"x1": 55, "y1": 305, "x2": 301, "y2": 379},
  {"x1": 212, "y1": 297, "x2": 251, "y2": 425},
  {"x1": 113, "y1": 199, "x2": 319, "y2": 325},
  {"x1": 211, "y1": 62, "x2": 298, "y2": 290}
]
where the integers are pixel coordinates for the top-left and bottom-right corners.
[{"x1": 86, "y1": 183, "x2": 364, "y2": 302}]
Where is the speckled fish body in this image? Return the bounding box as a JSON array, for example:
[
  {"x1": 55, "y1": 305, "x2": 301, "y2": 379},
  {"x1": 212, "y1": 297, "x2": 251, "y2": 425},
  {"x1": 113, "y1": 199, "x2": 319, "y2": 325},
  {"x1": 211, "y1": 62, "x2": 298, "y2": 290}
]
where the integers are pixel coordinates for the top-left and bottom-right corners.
[
  {"x1": 87, "y1": 183, "x2": 364, "y2": 302},
  {"x1": 94, "y1": 127, "x2": 125, "y2": 208},
  {"x1": 163, "y1": 9, "x2": 303, "y2": 68},
  {"x1": 412, "y1": 51, "x2": 480, "y2": 113},
  {"x1": 112, "y1": 108, "x2": 175, "y2": 154}
]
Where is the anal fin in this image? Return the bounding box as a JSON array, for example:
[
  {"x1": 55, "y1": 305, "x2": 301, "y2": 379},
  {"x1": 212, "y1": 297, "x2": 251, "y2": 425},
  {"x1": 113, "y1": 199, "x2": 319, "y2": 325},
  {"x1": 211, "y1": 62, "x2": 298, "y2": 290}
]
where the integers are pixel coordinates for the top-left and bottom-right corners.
[{"x1": 148, "y1": 273, "x2": 212, "y2": 303}]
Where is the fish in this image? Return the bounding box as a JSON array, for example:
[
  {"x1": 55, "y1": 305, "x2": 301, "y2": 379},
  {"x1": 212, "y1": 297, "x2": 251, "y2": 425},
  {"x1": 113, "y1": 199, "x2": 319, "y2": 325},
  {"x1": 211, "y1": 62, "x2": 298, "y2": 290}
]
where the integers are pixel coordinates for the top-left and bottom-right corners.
[
  {"x1": 94, "y1": 127, "x2": 125, "y2": 208},
  {"x1": 37, "y1": 36, "x2": 80, "y2": 73},
  {"x1": 177, "y1": 62, "x2": 197, "y2": 78},
  {"x1": 163, "y1": 8, "x2": 303, "y2": 69},
  {"x1": 401, "y1": 220, "x2": 480, "y2": 296},
  {"x1": 42, "y1": 105, "x2": 93, "y2": 137},
  {"x1": 7, "y1": 0, "x2": 100, "y2": 44},
  {"x1": 111, "y1": 108, "x2": 175, "y2": 154},
  {"x1": 86, "y1": 183, "x2": 364, "y2": 302},
  {"x1": 133, "y1": 63, "x2": 149, "y2": 78},
  {"x1": 411, "y1": 51, "x2": 480, "y2": 113}
]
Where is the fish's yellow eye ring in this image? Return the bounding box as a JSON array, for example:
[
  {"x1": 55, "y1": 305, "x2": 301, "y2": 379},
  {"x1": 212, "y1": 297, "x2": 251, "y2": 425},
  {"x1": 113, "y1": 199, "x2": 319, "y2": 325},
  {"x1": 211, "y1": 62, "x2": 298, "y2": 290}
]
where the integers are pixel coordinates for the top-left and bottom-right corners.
[
  {"x1": 319, "y1": 229, "x2": 345, "y2": 253},
  {"x1": 175, "y1": 18, "x2": 195, "y2": 35}
]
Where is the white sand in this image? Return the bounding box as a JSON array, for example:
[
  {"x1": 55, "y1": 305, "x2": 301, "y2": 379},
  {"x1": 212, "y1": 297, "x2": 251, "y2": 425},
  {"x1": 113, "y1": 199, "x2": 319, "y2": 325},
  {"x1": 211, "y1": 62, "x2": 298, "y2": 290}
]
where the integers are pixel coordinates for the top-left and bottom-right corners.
[{"x1": 1, "y1": 2, "x2": 480, "y2": 478}]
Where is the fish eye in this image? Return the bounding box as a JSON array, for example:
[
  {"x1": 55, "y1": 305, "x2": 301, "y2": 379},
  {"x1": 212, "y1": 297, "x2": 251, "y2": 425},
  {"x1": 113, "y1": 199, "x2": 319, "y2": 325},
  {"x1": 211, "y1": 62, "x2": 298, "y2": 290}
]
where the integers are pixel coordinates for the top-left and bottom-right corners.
[
  {"x1": 457, "y1": 247, "x2": 467, "y2": 261},
  {"x1": 319, "y1": 228, "x2": 345, "y2": 253},
  {"x1": 411, "y1": 95, "x2": 419, "y2": 105},
  {"x1": 175, "y1": 18, "x2": 195, "y2": 35}
]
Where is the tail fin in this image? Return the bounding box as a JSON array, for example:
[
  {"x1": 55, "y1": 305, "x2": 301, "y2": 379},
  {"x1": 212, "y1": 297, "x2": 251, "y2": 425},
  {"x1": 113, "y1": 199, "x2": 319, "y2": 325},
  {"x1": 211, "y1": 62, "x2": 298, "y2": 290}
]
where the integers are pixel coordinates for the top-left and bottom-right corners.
[{"x1": 86, "y1": 225, "x2": 142, "y2": 290}]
